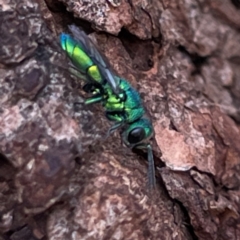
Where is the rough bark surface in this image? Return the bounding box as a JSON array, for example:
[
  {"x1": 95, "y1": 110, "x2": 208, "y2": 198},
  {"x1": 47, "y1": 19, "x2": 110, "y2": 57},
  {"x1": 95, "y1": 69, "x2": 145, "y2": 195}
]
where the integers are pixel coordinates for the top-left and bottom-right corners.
[{"x1": 0, "y1": 0, "x2": 240, "y2": 239}]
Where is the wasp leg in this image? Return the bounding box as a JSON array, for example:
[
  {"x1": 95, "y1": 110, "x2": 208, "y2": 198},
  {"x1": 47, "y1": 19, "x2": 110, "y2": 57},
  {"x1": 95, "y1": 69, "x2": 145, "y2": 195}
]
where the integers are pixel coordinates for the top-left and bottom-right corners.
[
  {"x1": 85, "y1": 94, "x2": 103, "y2": 104},
  {"x1": 135, "y1": 143, "x2": 156, "y2": 189},
  {"x1": 104, "y1": 112, "x2": 125, "y2": 139},
  {"x1": 82, "y1": 83, "x2": 96, "y2": 93},
  {"x1": 103, "y1": 121, "x2": 123, "y2": 141},
  {"x1": 68, "y1": 64, "x2": 88, "y2": 81}
]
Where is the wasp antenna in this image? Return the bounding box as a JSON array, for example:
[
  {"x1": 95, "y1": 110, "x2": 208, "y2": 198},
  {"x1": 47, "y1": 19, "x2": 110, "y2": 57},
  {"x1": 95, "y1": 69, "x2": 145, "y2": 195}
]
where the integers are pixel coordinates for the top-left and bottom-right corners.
[
  {"x1": 51, "y1": 61, "x2": 88, "y2": 83},
  {"x1": 147, "y1": 144, "x2": 156, "y2": 189},
  {"x1": 134, "y1": 143, "x2": 156, "y2": 189}
]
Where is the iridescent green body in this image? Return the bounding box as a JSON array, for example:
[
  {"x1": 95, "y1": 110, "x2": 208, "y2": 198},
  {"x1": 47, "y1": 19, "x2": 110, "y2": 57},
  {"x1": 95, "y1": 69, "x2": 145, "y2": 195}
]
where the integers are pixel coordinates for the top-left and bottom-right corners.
[
  {"x1": 104, "y1": 77, "x2": 145, "y2": 123},
  {"x1": 60, "y1": 25, "x2": 156, "y2": 188}
]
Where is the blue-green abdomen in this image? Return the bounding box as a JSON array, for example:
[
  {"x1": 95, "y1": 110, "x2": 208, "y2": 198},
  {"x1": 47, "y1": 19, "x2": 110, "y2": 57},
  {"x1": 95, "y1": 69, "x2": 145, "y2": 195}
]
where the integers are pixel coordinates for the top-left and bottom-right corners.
[{"x1": 60, "y1": 33, "x2": 103, "y2": 83}]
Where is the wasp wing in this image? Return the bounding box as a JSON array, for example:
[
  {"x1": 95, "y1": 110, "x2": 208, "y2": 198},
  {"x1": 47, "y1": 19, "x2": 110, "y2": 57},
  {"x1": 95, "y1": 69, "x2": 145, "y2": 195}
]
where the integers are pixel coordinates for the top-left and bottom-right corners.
[{"x1": 68, "y1": 25, "x2": 120, "y2": 95}]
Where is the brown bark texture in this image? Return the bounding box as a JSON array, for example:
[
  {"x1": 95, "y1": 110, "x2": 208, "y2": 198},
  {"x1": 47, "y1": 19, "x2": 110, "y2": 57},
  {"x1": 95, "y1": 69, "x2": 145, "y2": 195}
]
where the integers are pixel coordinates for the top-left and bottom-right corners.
[{"x1": 0, "y1": 0, "x2": 240, "y2": 239}]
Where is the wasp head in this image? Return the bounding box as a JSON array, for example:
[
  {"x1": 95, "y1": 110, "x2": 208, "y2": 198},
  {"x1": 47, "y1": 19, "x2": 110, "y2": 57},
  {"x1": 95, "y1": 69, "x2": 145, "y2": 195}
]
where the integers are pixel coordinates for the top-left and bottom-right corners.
[{"x1": 122, "y1": 118, "x2": 153, "y2": 148}]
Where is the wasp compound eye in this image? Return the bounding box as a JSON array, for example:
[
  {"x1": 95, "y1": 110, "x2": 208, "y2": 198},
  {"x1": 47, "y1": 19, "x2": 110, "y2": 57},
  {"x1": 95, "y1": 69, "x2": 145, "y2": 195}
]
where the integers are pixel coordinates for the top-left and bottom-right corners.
[{"x1": 128, "y1": 127, "x2": 145, "y2": 144}]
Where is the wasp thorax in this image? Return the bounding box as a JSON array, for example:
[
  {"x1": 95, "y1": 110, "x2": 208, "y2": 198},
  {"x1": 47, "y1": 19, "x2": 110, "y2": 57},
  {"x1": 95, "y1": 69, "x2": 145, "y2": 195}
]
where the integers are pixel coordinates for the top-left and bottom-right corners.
[{"x1": 128, "y1": 127, "x2": 146, "y2": 144}]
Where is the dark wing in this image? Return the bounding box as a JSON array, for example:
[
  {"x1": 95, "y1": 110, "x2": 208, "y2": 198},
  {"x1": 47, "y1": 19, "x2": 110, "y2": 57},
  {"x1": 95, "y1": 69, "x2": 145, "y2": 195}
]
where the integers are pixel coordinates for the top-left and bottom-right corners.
[{"x1": 68, "y1": 25, "x2": 120, "y2": 95}]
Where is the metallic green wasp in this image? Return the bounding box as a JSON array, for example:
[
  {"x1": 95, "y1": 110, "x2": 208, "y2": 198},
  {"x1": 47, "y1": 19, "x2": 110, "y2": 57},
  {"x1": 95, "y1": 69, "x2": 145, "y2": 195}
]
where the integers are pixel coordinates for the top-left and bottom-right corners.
[{"x1": 60, "y1": 25, "x2": 156, "y2": 188}]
